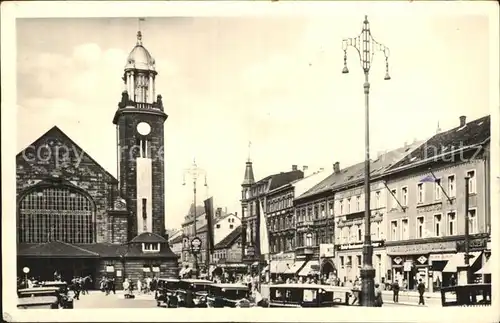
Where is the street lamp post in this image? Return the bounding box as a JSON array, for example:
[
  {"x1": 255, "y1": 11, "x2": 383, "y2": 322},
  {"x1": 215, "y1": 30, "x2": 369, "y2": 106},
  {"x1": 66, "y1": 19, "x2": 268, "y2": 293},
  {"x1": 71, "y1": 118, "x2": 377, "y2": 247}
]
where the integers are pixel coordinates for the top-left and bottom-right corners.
[
  {"x1": 183, "y1": 158, "x2": 208, "y2": 278},
  {"x1": 342, "y1": 15, "x2": 391, "y2": 307}
]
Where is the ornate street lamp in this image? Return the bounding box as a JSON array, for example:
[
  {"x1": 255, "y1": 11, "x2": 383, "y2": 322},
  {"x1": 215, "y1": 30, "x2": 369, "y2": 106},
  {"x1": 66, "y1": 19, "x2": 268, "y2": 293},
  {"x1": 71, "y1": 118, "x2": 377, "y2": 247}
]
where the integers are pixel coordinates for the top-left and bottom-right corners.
[
  {"x1": 342, "y1": 15, "x2": 391, "y2": 307},
  {"x1": 183, "y1": 158, "x2": 208, "y2": 278}
]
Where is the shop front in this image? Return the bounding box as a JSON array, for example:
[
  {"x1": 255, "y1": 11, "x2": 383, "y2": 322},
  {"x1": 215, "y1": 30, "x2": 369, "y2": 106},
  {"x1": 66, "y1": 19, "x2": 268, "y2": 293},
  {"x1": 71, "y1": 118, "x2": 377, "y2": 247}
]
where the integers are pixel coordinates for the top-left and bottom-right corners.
[
  {"x1": 386, "y1": 240, "x2": 457, "y2": 292},
  {"x1": 267, "y1": 252, "x2": 296, "y2": 280},
  {"x1": 335, "y1": 240, "x2": 385, "y2": 284}
]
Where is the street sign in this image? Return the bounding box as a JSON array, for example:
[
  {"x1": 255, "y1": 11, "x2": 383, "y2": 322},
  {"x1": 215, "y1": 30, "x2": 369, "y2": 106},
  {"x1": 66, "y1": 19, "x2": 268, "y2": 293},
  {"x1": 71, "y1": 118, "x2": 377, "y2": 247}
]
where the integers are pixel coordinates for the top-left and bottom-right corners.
[
  {"x1": 22, "y1": 267, "x2": 30, "y2": 274},
  {"x1": 191, "y1": 237, "x2": 202, "y2": 254}
]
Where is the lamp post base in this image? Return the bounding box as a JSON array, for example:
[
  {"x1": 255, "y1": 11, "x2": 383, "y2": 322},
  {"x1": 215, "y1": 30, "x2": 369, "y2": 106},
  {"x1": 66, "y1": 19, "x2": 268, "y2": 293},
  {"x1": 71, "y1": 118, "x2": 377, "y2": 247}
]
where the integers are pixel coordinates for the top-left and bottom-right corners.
[{"x1": 360, "y1": 267, "x2": 376, "y2": 307}]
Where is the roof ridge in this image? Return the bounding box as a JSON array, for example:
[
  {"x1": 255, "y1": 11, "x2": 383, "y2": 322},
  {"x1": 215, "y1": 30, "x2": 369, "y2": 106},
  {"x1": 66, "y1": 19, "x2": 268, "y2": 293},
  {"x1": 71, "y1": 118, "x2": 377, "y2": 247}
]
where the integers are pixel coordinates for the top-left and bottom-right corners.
[{"x1": 57, "y1": 240, "x2": 100, "y2": 256}]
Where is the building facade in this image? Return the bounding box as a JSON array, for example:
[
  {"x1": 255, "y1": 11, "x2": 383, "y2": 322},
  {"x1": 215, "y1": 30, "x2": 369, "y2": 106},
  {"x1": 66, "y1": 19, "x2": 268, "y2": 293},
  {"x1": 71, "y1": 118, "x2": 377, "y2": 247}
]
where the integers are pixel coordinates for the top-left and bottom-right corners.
[
  {"x1": 16, "y1": 30, "x2": 178, "y2": 287},
  {"x1": 210, "y1": 226, "x2": 246, "y2": 276},
  {"x1": 265, "y1": 166, "x2": 329, "y2": 278},
  {"x1": 180, "y1": 206, "x2": 240, "y2": 276},
  {"x1": 383, "y1": 115, "x2": 491, "y2": 291},
  {"x1": 240, "y1": 160, "x2": 303, "y2": 269}
]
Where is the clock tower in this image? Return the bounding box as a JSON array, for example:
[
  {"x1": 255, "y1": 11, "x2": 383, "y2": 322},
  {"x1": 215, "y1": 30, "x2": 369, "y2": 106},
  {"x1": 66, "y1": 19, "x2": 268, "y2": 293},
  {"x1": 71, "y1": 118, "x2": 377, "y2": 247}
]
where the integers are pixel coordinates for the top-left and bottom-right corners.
[{"x1": 113, "y1": 30, "x2": 168, "y2": 240}]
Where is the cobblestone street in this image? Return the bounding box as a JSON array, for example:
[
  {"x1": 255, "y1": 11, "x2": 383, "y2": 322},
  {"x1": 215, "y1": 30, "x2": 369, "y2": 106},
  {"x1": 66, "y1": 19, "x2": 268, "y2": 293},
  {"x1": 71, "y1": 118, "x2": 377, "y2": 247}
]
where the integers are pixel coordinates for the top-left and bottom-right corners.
[{"x1": 74, "y1": 291, "x2": 157, "y2": 309}]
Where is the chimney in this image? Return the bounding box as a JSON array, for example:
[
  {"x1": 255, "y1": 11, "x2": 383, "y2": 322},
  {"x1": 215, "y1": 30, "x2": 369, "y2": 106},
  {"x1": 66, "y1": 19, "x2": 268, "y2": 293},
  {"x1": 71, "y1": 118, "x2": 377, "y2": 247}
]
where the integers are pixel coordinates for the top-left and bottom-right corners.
[
  {"x1": 292, "y1": 165, "x2": 298, "y2": 171},
  {"x1": 303, "y1": 166, "x2": 308, "y2": 172},
  {"x1": 333, "y1": 162, "x2": 340, "y2": 174},
  {"x1": 235, "y1": 212, "x2": 238, "y2": 217},
  {"x1": 459, "y1": 115, "x2": 466, "y2": 127},
  {"x1": 225, "y1": 207, "x2": 228, "y2": 214},
  {"x1": 216, "y1": 207, "x2": 222, "y2": 218}
]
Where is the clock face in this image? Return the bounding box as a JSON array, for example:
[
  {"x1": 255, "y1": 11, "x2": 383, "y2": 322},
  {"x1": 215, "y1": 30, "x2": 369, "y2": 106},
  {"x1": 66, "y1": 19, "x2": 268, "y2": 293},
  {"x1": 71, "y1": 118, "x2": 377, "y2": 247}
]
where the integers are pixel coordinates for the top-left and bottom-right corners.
[{"x1": 136, "y1": 122, "x2": 151, "y2": 136}]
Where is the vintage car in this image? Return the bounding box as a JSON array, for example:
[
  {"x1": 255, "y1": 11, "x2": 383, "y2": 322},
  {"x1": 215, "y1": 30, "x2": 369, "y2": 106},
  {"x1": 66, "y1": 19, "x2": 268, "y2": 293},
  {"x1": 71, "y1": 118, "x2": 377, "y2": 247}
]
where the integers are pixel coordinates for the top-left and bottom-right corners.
[
  {"x1": 440, "y1": 283, "x2": 491, "y2": 307},
  {"x1": 156, "y1": 278, "x2": 181, "y2": 307},
  {"x1": 176, "y1": 279, "x2": 213, "y2": 308},
  {"x1": 17, "y1": 296, "x2": 59, "y2": 309},
  {"x1": 41, "y1": 281, "x2": 74, "y2": 308},
  {"x1": 206, "y1": 283, "x2": 251, "y2": 308},
  {"x1": 268, "y1": 284, "x2": 354, "y2": 308}
]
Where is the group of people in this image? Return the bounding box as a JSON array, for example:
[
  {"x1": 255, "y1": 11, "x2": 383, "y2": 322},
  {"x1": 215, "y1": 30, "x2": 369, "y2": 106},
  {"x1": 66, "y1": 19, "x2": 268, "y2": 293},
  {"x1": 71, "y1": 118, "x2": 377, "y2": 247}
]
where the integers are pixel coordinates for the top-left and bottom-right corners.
[
  {"x1": 122, "y1": 276, "x2": 160, "y2": 295},
  {"x1": 391, "y1": 278, "x2": 427, "y2": 305}
]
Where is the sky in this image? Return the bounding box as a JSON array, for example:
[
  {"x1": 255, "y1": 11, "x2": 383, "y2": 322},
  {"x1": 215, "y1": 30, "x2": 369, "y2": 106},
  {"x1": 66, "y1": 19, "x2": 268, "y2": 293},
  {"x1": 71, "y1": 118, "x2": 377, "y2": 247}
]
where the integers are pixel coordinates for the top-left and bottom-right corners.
[{"x1": 16, "y1": 13, "x2": 492, "y2": 230}]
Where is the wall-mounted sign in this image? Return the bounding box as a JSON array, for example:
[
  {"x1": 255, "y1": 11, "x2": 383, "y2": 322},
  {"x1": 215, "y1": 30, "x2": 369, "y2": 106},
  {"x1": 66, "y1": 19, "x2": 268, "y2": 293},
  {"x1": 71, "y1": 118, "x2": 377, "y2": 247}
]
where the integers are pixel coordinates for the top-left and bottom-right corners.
[
  {"x1": 116, "y1": 270, "x2": 122, "y2": 277},
  {"x1": 152, "y1": 267, "x2": 160, "y2": 273},
  {"x1": 403, "y1": 261, "x2": 412, "y2": 272},
  {"x1": 337, "y1": 241, "x2": 384, "y2": 251},
  {"x1": 105, "y1": 266, "x2": 115, "y2": 273},
  {"x1": 191, "y1": 237, "x2": 202, "y2": 254},
  {"x1": 429, "y1": 253, "x2": 455, "y2": 262},
  {"x1": 393, "y1": 257, "x2": 403, "y2": 265},
  {"x1": 417, "y1": 256, "x2": 428, "y2": 264},
  {"x1": 386, "y1": 241, "x2": 456, "y2": 255},
  {"x1": 143, "y1": 267, "x2": 151, "y2": 273}
]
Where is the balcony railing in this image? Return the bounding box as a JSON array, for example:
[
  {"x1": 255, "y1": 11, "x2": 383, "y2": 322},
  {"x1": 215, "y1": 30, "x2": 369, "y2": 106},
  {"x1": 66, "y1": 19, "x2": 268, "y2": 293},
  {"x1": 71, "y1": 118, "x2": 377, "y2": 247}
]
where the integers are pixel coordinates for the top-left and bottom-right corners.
[{"x1": 295, "y1": 245, "x2": 318, "y2": 257}]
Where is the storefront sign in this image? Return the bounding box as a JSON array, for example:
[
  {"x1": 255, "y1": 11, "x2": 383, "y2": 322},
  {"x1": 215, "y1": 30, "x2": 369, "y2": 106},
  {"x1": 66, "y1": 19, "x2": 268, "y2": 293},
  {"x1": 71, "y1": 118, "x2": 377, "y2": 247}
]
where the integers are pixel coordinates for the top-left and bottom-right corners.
[
  {"x1": 417, "y1": 256, "x2": 428, "y2": 265},
  {"x1": 386, "y1": 241, "x2": 456, "y2": 255},
  {"x1": 271, "y1": 252, "x2": 295, "y2": 261},
  {"x1": 403, "y1": 261, "x2": 412, "y2": 272},
  {"x1": 116, "y1": 270, "x2": 122, "y2": 277},
  {"x1": 416, "y1": 203, "x2": 442, "y2": 214},
  {"x1": 338, "y1": 241, "x2": 384, "y2": 251},
  {"x1": 105, "y1": 266, "x2": 115, "y2": 273},
  {"x1": 393, "y1": 257, "x2": 403, "y2": 265},
  {"x1": 152, "y1": 267, "x2": 160, "y2": 272},
  {"x1": 456, "y1": 238, "x2": 488, "y2": 251}
]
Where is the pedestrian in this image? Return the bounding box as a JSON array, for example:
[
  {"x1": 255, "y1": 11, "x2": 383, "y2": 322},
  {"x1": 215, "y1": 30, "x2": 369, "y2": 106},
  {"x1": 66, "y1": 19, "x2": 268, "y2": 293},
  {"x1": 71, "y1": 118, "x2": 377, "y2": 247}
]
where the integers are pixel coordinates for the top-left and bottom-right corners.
[
  {"x1": 137, "y1": 279, "x2": 142, "y2": 294},
  {"x1": 392, "y1": 279, "x2": 400, "y2": 303},
  {"x1": 123, "y1": 278, "x2": 130, "y2": 294},
  {"x1": 417, "y1": 279, "x2": 426, "y2": 305},
  {"x1": 374, "y1": 283, "x2": 383, "y2": 307},
  {"x1": 72, "y1": 277, "x2": 81, "y2": 300}
]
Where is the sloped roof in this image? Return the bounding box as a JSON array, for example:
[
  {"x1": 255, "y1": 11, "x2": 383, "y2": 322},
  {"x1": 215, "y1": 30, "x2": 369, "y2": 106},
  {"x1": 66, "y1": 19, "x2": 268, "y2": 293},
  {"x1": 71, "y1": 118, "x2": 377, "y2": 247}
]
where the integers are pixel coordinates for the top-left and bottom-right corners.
[
  {"x1": 298, "y1": 162, "x2": 365, "y2": 200},
  {"x1": 296, "y1": 140, "x2": 426, "y2": 200},
  {"x1": 130, "y1": 232, "x2": 167, "y2": 244},
  {"x1": 169, "y1": 234, "x2": 184, "y2": 244},
  {"x1": 18, "y1": 241, "x2": 100, "y2": 258},
  {"x1": 267, "y1": 170, "x2": 304, "y2": 190},
  {"x1": 393, "y1": 115, "x2": 490, "y2": 169},
  {"x1": 16, "y1": 126, "x2": 117, "y2": 183},
  {"x1": 214, "y1": 226, "x2": 242, "y2": 250}
]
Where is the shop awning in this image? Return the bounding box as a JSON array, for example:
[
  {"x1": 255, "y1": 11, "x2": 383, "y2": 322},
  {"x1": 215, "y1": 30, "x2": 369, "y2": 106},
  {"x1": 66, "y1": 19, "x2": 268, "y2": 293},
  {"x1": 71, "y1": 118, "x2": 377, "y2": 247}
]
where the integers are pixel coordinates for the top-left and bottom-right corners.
[
  {"x1": 475, "y1": 256, "x2": 492, "y2": 275},
  {"x1": 442, "y1": 252, "x2": 481, "y2": 273},
  {"x1": 298, "y1": 260, "x2": 320, "y2": 276},
  {"x1": 270, "y1": 260, "x2": 292, "y2": 274},
  {"x1": 284, "y1": 261, "x2": 306, "y2": 274}
]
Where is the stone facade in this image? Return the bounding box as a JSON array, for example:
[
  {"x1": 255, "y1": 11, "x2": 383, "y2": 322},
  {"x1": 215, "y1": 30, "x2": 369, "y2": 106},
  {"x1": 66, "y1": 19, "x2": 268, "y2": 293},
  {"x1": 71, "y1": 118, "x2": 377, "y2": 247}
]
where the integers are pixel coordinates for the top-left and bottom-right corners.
[{"x1": 16, "y1": 126, "x2": 122, "y2": 243}]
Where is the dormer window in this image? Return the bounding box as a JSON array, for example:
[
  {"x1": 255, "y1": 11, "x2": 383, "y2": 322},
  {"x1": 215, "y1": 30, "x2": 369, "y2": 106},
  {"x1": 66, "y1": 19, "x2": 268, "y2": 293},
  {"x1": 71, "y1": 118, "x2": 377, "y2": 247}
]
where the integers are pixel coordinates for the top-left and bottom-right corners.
[{"x1": 142, "y1": 243, "x2": 160, "y2": 253}]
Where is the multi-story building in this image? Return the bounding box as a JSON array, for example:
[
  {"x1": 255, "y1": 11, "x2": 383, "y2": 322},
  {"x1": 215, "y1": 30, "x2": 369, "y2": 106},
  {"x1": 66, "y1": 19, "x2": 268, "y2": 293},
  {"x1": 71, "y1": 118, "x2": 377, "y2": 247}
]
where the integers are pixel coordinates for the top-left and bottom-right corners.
[
  {"x1": 383, "y1": 115, "x2": 491, "y2": 291},
  {"x1": 265, "y1": 166, "x2": 329, "y2": 277},
  {"x1": 332, "y1": 142, "x2": 423, "y2": 284},
  {"x1": 210, "y1": 225, "x2": 246, "y2": 276},
  {"x1": 240, "y1": 160, "x2": 303, "y2": 269},
  {"x1": 180, "y1": 205, "x2": 240, "y2": 275}
]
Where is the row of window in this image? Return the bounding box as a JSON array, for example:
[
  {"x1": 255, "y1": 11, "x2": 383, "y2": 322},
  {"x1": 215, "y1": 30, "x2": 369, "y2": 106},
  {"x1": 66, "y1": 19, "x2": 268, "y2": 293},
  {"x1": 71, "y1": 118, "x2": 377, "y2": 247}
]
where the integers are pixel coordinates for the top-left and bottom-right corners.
[
  {"x1": 268, "y1": 215, "x2": 295, "y2": 232},
  {"x1": 336, "y1": 222, "x2": 382, "y2": 244},
  {"x1": 389, "y1": 171, "x2": 476, "y2": 208},
  {"x1": 267, "y1": 193, "x2": 294, "y2": 213},
  {"x1": 389, "y1": 208, "x2": 478, "y2": 240}
]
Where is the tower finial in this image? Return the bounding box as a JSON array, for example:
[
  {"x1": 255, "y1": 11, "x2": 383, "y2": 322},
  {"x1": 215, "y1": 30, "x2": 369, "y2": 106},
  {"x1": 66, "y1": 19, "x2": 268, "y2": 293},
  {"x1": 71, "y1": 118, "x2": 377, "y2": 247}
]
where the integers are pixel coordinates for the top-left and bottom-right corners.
[
  {"x1": 436, "y1": 121, "x2": 441, "y2": 134},
  {"x1": 137, "y1": 17, "x2": 145, "y2": 45},
  {"x1": 247, "y1": 141, "x2": 252, "y2": 162}
]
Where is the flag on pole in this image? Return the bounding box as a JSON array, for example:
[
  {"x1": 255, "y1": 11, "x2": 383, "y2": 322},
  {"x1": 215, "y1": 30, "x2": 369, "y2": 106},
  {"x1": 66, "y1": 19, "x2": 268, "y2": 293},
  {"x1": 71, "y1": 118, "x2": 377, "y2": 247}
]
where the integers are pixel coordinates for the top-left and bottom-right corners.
[
  {"x1": 420, "y1": 174, "x2": 435, "y2": 183},
  {"x1": 258, "y1": 199, "x2": 270, "y2": 256},
  {"x1": 204, "y1": 197, "x2": 215, "y2": 254}
]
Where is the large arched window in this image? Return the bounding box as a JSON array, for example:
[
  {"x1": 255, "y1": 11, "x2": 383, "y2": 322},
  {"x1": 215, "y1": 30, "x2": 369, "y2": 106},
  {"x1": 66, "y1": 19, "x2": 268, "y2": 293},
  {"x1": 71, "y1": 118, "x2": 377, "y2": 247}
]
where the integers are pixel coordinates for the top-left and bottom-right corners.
[{"x1": 18, "y1": 186, "x2": 95, "y2": 243}]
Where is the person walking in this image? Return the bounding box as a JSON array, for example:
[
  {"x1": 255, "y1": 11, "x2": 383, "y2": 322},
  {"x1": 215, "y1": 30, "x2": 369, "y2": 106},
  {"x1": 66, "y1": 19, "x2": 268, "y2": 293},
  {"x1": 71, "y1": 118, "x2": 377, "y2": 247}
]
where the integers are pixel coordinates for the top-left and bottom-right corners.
[
  {"x1": 137, "y1": 279, "x2": 142, "y2": 294},
  {"x1": 417, "y1": 279, "x2": 426, "y2": 305},
  {"x1": 374, "y1": 283, "x2": 384, "y2": 307},
  {"x1": 392, "y1": 279, "x2": 400, "y2": 303}
]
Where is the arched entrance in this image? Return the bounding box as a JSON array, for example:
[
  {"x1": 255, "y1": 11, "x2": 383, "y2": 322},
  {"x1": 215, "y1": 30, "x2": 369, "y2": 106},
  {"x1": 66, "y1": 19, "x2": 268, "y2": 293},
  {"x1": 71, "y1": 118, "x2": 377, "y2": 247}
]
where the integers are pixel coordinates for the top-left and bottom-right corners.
[{"x1": 321, "y1": 259, "x2": 335, "y2": 277}]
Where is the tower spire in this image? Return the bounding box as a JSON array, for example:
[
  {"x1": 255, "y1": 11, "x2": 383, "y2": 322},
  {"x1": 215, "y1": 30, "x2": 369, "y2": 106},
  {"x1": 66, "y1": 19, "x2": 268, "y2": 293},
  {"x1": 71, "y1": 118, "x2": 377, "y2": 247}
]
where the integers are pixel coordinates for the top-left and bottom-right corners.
[
  {"x1": 242, "y1": 141, "x2": 255, "y2": 186},
  {"x1": 247, "y1": 141, "x2": 252, "y2": 162}
]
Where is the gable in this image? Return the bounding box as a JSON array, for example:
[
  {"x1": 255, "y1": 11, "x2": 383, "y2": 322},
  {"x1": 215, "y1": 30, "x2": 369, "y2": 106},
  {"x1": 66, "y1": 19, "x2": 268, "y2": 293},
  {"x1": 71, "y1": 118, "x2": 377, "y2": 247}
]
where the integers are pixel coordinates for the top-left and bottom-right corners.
[{"x1": 16, "y1": 126, "x2": 117, "y2": 183}]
